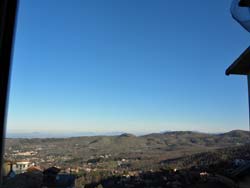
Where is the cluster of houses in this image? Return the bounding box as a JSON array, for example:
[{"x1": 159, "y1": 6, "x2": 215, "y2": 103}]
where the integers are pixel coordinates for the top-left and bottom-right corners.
[{"x1": 2, "y1": 160, "x2": 76, "y2": 188}]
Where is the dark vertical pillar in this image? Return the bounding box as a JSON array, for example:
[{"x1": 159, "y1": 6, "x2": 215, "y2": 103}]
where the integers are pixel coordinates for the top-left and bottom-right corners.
[{"x1": 0, "y1": 0, "x2": 18, "y2": 184}]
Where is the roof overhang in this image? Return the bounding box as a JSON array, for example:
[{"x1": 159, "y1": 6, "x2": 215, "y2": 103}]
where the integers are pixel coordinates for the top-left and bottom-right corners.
[
  {"x1": 226, "y1": 47, "x2": 250, "y2": 76},
  {"x1": 239, "y1": 0, "x2": 250, "y2": 7}
]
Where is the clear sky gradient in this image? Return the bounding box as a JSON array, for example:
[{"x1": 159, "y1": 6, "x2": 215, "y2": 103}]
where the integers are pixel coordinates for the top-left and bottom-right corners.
[{"x1": 6, "y1": 0, "x2": 250, "y2": 134}]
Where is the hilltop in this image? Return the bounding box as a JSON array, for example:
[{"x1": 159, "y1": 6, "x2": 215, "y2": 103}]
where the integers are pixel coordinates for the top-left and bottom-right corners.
[{"x1": 4, "y1": 130, "x2": 250, "y2": 170}]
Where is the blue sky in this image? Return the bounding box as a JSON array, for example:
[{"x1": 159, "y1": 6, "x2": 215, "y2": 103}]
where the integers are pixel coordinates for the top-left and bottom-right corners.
[{"x1": 6, "y1": 0, "x2": 250, "y2": 134}]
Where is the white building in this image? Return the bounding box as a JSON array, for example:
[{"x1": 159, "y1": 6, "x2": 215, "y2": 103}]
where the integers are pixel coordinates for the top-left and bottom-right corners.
[{"x1": 12, "y1": 161, "x2": 32, "y2": 174}]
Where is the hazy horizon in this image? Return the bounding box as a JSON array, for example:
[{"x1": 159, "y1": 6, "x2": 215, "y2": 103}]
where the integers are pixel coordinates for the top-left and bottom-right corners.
[{"x1": 5, "y1": 128, "x2": 249, "y2": 139}]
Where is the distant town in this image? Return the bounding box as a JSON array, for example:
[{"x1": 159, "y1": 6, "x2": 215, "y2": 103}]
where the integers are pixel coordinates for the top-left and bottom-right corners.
[{"x1": 2, "y1": 130, "x2": 250, "y2": 188}]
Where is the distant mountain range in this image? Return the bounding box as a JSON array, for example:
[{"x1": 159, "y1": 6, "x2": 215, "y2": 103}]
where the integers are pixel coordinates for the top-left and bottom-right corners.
[
  {"x1": 6, "y1": 131, "x2": 127, "y2": 138},
  {"x1": 5, "y1": 130, "x2": 250, "y2": 168},
  {"x1": 6, "y1": 130, "x2": 231, "y2": 138}
]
